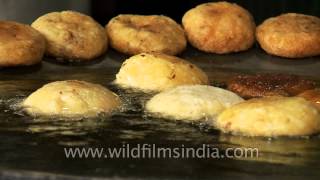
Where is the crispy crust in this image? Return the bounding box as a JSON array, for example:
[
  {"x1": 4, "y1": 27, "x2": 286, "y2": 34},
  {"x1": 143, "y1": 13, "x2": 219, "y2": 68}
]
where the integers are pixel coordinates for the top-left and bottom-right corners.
[
  {"x1": 115, "y1": 53, "x2": 209, "y2": 91},
  {"x1": 106, "y1": 14, "x2": 187, "y2": 55},
  {"x1": 32, "y1": 11, "x2": 108, "y2": 61},
  {"x1": 227, "y1": 74, "x2": 315, "y2": 98},
  {"x1": 182, "y1": 1, "x2": 255, "y2": 54},
  {"x1": 256, "y1": 13, "x2": 320, "y2": 58},
  {"x1": 216, "y1": 97, "x2": 320, "y2": 137},
  {"x1": 298, "y1": 89, "x2": 320, "y2": 110},
  {"x1": 0, "y1": 21, "x2": 45, "y2": 66},
  {"x1": 22, "y1": 80, "x2": 121, "y2": 117}
]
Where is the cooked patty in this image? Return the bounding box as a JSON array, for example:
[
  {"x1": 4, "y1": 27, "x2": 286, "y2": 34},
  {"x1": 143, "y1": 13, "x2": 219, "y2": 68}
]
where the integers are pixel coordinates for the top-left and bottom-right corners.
[
  {"x1": 106, "y1": 14, "x2": 186, "y2": 55},
  {"x1": 227, "y1": 74, "x2": 316, "y2": 98},
  {"x1": 0, "y1": 21, "x2": 45, "y2": 66},
  {"x1": 32, "y1": 11, "x2": 108, "y2": 61},
  {"x1": 182, "y1": 1, "x2": 255, "y2": 54},
  {"x1": 256, "y1": 13, "x2": 320, "y2": 58}
]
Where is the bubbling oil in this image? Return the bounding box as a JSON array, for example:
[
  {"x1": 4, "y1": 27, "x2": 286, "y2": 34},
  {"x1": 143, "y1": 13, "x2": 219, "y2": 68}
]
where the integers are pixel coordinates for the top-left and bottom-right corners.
[{"x1": 0, "y1": 79, "x2": 320, "y2": 171}]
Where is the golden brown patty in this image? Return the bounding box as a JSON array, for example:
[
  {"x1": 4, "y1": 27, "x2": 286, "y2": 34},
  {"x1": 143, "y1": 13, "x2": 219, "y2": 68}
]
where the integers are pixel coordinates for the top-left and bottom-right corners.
[
  {"x1": 32, "y1": 11, "x2": 108, "y2": 61},
  {"x1": 216, "y1": 97, "x2": 320, "y2": 137},
  {"x1": 227, "y1": 74, "x2": 315, "y2": 98},
  {"x1": 256, "y1": 13, "x2": 320, "y2": 58},
  {"x1": 106, "y1": 14, "x2": 186, "y2": 55},
  {"x1": 298, "y1": 89, "x2": 320, "y2": 110},
  {"x1": 115, "y1": 53, "x2": 209, "y2": 91},
  {"x1": 182, "y1": 1, "x2": 255, "y2": 54},
  {"x1": 0, "y1": 21, "x2": 45, "y2": 66}
]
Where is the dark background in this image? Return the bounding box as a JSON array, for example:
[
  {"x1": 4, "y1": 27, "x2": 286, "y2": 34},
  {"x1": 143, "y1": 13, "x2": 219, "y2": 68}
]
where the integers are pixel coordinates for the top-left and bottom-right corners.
[
  {"x1": 91, "y1": 0, "x2": 320, "y2": 25},
  {"x1": 0, "y1": 0, "x2": 319, "y2": 25}
]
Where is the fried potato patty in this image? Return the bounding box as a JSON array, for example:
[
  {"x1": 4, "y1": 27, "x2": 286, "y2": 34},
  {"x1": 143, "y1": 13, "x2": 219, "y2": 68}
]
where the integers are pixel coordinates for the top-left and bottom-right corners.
[
  {"x1": 32, "y1": 11, "x2": 108, "y2": 61},
  {"x1": 22, "y1": 80, "x2": 121, "y2": 118},
  {"x1": 106, "y1": 14, "x2": 186, "y2": 55},
  {"x1": 227, "y1": 74, "x2": 315, "y2": 98},
  {"x1": 182, "y1": 1, "x2": 255, "y2": 54},
  {"x1": 146, "y1": 85, "x2": 244, "y2": 121},
  {"x1": 0, "y1": 21, "x2": 45, "y2": 66},
  {"x1": 216, "y1": 97, "x2": 320, "y2": 137},
  {"x1": 115, "y1": 53, "x2": 209, "y2": 91},
  {"x1": 256, "y1": 13, "x2": 320, "y2": 58},
  {"x1": 298, "y1": 89, "x2": 320, "y2": 110}
]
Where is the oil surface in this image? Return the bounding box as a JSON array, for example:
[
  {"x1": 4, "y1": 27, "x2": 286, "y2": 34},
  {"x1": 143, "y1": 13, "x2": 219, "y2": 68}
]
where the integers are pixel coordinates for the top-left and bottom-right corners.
[{"x1": 0, "y1": 48, "x2": 320, "y2": 179}]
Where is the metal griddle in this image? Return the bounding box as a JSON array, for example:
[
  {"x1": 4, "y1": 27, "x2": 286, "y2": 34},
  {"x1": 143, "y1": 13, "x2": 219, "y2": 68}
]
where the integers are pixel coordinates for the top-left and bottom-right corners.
[{"x1": 0, "y1": 46, "x2": 320, "y2": 180}]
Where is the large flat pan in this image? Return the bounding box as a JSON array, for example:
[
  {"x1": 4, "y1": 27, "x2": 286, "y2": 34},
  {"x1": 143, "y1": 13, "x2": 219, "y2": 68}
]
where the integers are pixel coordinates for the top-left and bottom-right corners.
[{"x1": 0, "y1": 46, "x2": 320, "y2": 180}]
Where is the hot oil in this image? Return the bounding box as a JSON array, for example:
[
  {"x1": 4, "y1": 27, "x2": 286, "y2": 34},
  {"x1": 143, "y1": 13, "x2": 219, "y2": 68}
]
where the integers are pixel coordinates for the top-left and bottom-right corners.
[{"x1": 1, "y1": 69, "x2": 320, "y2": 178}]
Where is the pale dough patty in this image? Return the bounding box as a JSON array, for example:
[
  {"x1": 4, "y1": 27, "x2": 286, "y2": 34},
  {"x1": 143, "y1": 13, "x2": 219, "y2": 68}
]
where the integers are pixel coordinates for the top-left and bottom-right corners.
[
  {"x1": 216, "y1": 97, "x2": 320, "y2": 137},
  {"x1": 106, "y1": 14, "x2": 186, "y2": 55},
  {"x1": 146, "y1": 85, "x2": 244, "y2": 121},
  {"x1": 114, "y1": 53, "x2": 209, "y2": 92},
  {"x1": 182, "y1": 1, "x2": 255, "y2": 54},
  {"x1": 0, "y1": 21, "x2": 45, "y2": 66},
  {"x1": 22, "y1": 80, "x2": 121, "y2": 118},
  {"x1": 256, "y1": 13, "x2": 320, "y2": 58},
  {"x1": 32, "y1": 11, "x2": 108, "y2": 61}
]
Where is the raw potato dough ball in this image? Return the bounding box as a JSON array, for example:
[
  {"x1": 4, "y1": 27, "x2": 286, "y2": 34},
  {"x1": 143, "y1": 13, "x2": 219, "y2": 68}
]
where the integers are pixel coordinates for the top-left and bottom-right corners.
[
  {"x1": 106, "y1": 14, "x2": 186, "y2": 55},
  {"x1": 182, "y1": 1, "x2": 255, "y2": 54},
  {"x1": 298, "y1": 89, "x2": 320, "y2": 110},
  {"x1": 115, "y1": 53, "x2": 209, "y2": 91},
  {"x1": 22, "y1": 80, "x2": 121, "y2": 118},
  {"x1": 0, "y1": 21, "x2": 45, "y2": 66},
  {"x1": 32, "y1": 11, "x2": 108, "y2": 61},
  {"x1": 146, "y1": 85, "x2": 244, "y2": 121},
  {"x1": 256, "y1": 13, "x2": 320, "y2": 58},
  {"x1": 216, "y1": 97, "x2": 320, "y2": 137}
]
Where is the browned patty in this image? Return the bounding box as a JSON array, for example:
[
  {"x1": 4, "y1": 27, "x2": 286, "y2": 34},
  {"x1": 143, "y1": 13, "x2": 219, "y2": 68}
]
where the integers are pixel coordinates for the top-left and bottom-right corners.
[
  {"x1": 256, "y1": 13, "x2": 320, "y2": 58},
  {"x1": 227, "y1": 74, "x2": 316, "y2": 98}
]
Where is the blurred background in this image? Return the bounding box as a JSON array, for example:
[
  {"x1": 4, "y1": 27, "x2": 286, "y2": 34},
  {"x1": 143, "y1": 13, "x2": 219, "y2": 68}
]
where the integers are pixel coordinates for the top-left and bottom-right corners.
[
  {"x1": 92, "y1": 0, "x2": 320, "y2": 25},
  {"x1": 0, "y1": 0, "x2": 90, "y2": 23},
  {"x1": 0, "y1": 0, "x2": 319, "y2": 25}
]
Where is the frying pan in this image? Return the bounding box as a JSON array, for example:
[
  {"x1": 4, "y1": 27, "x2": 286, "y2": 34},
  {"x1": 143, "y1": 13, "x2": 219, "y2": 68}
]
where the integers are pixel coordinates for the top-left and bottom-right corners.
[{"x1": 0, "y1": 46, "x2": 320, "y2": 180}]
